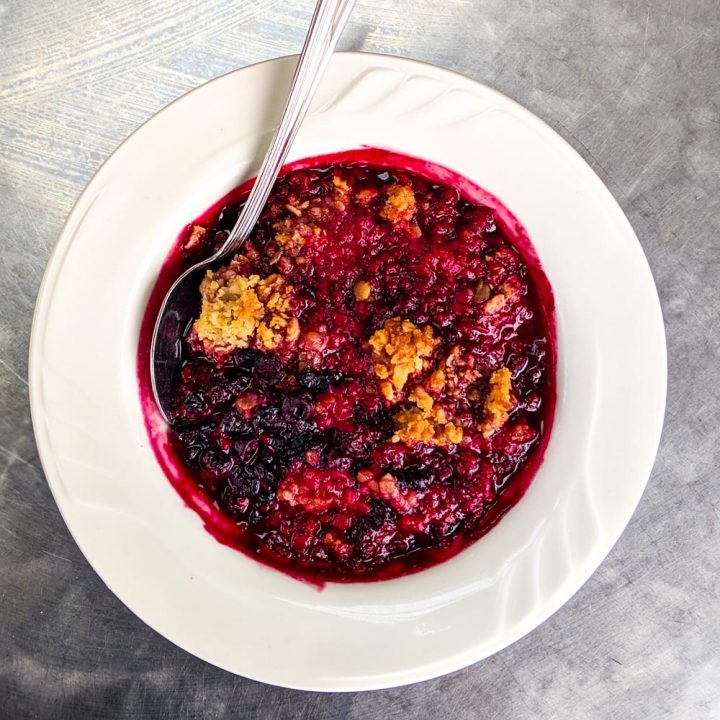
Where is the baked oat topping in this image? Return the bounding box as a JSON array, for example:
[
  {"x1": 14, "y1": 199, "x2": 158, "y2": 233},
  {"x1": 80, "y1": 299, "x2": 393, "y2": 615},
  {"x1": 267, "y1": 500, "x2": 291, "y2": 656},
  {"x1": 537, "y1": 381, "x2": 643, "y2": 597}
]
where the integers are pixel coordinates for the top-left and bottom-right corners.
[
  {"x1": 193, "y1": 268, "x2": 297, "y2": 353},
  {"x1": 368, "y1": 317, "x2": 437, "y2": 398},
  {"x1": 480, "y1": 367, "x2": 515, "y2": 437},
  {"x1": 392, "y1": 387, "x2": 463, "y2": 447},
  {"x1": 380, "y1": 184, "x2": 416, "y2": 224}
]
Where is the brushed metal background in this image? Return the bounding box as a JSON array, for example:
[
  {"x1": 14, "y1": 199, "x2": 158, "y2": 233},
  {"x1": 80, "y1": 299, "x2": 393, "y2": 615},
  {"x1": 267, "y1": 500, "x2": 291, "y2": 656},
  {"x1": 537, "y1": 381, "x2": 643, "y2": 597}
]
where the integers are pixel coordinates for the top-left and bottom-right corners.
[{"x1": 1, "y1": 1, "x2": 718, "y2": 717}]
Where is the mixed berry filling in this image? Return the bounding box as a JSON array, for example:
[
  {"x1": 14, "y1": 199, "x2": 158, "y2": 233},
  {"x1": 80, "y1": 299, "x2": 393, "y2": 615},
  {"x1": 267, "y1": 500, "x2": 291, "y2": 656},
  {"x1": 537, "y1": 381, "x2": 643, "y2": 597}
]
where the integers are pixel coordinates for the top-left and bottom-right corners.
[{"x1": 139, "y1": 150, "x2": 555, "y2": 583}]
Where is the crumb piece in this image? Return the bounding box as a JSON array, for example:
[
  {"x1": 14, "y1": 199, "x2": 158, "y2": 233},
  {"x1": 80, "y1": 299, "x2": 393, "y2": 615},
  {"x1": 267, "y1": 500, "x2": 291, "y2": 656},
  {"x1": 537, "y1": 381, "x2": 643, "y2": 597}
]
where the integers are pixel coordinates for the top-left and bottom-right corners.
[
  {"x1": 445, "y1": 345, "x2": 462, "y2": 367},
  {"x1": 301, "y1": 330, "x2": 327, "y2": 352},
  {"x1": 445, "y1": 423, "x2": 463, "y2": 444},
  {"x1": 236, "y1": 393, "x2": 260, "y2": 411},
  {"x1": 499, "y1": 276, "x2": 523, "y2": 303},
  {"x1": 428, "y1": 368, "x2": 446, "y2": 393},
  {"x1": 392, "y1": 387, "x2": 463, "y2": 447},
  {"x1": 369, "y1": 318, "x2": 437, "y2": 397},
  {"x1": 393, "y1": 406, "x2": 436, "y2": 445},
  {"x1": 353, "y1": 280, "x2": 372, "y2": 301},
  {"x1": 380, "y1": 184, "x2": 416, "y2": 224},
  {"x1": 235, "y1": 392, "x2": 263, "y2": 419},
  {"x1": 356, "y1": 468, "x2": 375, "y2": 485},
  {"x1": 193, "y1": 269, "x2": 297, "y2": 354},
  {"x1": 183, "y1": 224, "x2": 208, "y2": 252},
  {"x1": 285, "y1": 203, "x2": 302, "y2": 217},
  {"x1": 256, "y1": 322, "x2": 281, "y2": 350},
  {"x1": 378, "y1": 380, "x2": 394, "y2": 400},
  {"x1": 272, "y1": 218, "x2": 318, "y2": 256},
  {"x1": 480, "y1": 367, "x2": 514, "y2": 437},
  {"x1": 332, "y1": 175, "x2": 350, "y2": 193},
  {"x1": 410, "y1": 386, "x2": 434, "y2": 414}
]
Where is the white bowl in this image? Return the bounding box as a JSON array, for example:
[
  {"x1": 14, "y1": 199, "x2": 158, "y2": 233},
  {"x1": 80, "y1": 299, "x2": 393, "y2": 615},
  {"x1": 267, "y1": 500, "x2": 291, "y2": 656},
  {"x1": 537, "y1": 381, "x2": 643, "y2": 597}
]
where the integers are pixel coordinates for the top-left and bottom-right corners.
[{"x1": 29, "y1": 52, "x2": 666, "y2": 691}]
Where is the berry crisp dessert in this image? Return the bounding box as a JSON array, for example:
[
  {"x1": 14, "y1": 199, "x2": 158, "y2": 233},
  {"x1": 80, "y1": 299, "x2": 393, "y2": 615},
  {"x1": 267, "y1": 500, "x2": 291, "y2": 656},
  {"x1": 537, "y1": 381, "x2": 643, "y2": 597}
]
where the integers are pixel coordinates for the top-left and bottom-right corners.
[{"x1": 138, "y1": 149, "x2": 556, "y2": 584}]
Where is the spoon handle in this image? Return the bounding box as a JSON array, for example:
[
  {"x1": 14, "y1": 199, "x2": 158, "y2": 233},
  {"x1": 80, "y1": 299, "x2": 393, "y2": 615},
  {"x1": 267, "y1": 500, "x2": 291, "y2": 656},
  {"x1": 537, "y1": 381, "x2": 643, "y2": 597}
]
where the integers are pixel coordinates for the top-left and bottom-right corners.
[{"x1": 217, "y1": 0, "x2": 356, "y2": 259}]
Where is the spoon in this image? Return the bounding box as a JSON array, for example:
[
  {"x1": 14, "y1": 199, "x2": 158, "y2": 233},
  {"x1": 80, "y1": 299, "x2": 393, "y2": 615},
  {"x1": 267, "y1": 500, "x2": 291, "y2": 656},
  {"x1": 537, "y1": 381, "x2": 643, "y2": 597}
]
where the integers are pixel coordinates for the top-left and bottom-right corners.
[{"x1": 150, "y1": 0, "x2": 356, "y2": 422}]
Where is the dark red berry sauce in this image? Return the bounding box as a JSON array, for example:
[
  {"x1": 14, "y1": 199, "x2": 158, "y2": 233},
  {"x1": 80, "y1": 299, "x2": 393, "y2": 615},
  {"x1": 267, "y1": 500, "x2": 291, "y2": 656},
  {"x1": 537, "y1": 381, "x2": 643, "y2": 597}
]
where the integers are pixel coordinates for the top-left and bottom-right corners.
[{"x1": 138, "y1": 148, "x2": 556, "y2": 586}]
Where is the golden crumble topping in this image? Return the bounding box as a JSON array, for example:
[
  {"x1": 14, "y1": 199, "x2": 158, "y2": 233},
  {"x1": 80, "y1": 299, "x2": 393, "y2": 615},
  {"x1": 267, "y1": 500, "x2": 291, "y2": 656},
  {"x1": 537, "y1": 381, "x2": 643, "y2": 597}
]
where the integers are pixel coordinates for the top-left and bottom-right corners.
[
  {"x1": 380, "y1": 184, "x2": 416, "y2": 224},
  {"x1": 193, "y1": 268, "x2": 298, "y2": 354},
  {"x1": 411, "y1": 386, "x2": 434, "y2": 414},
  {"x1": 428, "y1": 367, "x2": 446, "y2": 392},
  {"x1": 332, "y1": 174, "x2": 351, "y2": 193},
  {"x1": 393, "y1": 387, "x2": 463, "y2": 447},
  {"x1": 369, "y1": 317, "x2": 437, "y2": 398},
  {"x1": 272, "y1": 218, "x2": 316, "y2": 256},
  {"x1": 480, "y1": 367, "x2": 514, "y2": 437},
  {"x1": 393, "y1": 406, "x2": 435, "y2": 444}
]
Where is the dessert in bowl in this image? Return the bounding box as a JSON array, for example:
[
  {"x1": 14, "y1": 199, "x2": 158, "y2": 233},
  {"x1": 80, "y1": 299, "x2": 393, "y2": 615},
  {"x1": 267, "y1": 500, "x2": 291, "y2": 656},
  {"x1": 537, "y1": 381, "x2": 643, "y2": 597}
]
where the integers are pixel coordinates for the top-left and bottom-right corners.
[
  {"x1": 138, "y1": 149, "x2": 556, "y2": 584},
  {"x1": 31, "y1": 54, "x2": 665, "y2": 689}
]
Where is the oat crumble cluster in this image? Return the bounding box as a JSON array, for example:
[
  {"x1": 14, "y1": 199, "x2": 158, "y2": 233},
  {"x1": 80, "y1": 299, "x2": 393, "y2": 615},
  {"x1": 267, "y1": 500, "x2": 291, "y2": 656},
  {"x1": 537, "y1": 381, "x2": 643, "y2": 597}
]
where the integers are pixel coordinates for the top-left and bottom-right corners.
[
  {"x1": 368, "y1": 317, "x2": 437, "y2": 400},
  {"x1": 168, "y1": 162, "x2": 553, "y2": 581},
  {"x1": 193, "y1": 266, "x2": 299, "y2": 354},
  {"x1": 193, "y1": 264, "x2": 299, "y2": 353}
]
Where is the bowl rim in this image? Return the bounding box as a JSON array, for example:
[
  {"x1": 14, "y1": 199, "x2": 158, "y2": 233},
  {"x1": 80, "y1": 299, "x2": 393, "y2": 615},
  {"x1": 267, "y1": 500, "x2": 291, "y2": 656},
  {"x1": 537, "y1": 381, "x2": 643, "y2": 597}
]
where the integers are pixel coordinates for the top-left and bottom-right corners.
[{"x1": 29, "y1": 51, "x2": 667, "y2": 691}]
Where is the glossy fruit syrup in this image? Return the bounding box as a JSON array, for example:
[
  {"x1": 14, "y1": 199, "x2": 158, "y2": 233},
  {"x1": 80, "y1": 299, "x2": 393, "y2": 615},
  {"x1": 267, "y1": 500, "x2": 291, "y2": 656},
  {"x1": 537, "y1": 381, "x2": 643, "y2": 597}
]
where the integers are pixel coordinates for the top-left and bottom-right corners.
[{"x1": 137, "y1": 148, "x2": 556, "y2": 585}]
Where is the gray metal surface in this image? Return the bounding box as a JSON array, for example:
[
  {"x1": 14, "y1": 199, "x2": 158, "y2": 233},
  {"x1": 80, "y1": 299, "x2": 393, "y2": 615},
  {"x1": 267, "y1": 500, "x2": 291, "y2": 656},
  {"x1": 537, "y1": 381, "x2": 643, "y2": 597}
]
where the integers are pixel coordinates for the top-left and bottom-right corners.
[{"x1": 1, "y1": 1, "x2": 718, "y2": 717}]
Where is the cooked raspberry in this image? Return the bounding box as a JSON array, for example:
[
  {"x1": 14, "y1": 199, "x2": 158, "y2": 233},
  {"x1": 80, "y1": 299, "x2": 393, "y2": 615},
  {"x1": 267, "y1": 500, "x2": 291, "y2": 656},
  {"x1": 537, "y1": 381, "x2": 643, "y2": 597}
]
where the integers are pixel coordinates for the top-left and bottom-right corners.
[{"x1": 277, "y1": 463, "x2": 359, "y2": 513}]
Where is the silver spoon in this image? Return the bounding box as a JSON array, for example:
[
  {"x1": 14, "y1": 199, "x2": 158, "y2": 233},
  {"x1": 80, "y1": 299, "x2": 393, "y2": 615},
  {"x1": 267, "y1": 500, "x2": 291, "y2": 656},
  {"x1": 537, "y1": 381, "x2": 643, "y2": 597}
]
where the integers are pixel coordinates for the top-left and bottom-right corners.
[{"x1": 150, "y1": 0, "x2": 356, "y2": 422}]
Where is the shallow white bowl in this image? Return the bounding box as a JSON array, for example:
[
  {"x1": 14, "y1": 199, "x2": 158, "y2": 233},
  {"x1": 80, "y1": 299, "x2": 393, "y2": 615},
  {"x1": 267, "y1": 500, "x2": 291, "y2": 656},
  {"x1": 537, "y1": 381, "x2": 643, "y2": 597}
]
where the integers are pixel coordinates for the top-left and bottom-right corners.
[{"x1": 29, "y1": 52, "x2": 666, "y2": 691}]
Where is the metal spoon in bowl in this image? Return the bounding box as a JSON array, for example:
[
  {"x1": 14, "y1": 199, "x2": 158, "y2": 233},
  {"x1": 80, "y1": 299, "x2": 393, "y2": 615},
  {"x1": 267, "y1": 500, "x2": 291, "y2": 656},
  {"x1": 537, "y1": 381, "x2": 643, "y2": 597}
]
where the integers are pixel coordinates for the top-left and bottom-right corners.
[{"x1": 150, "y1": 0, "x2": 356, "y2": 422}]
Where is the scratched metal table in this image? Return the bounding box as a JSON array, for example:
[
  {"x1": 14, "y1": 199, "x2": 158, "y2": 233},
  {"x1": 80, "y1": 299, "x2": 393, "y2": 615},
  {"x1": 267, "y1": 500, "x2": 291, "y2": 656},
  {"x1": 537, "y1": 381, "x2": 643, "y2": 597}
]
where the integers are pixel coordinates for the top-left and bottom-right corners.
[{"x1": 2, "y1": 1, "x2": 719, "y2": 717}]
